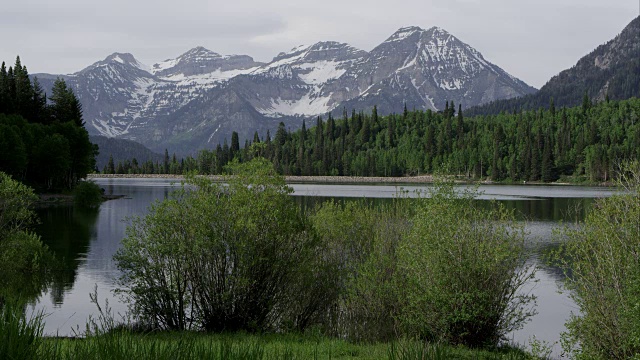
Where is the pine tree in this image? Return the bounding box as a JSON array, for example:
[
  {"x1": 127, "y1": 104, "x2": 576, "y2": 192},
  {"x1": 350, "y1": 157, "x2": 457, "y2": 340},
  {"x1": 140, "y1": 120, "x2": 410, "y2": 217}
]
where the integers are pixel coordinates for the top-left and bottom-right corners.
[
  {"x1": 163, "y1": 149, "x2": 169, "y2": 174},
  {"x1": 0, "y1": 62, "x2": 9, "y2": 114},
  {"x1": 13, "y1": 57, "x2": 34, "y2": 120},
  {"x1": 456, "y1": 104, "x2": 464, "y2": 149},
  {"x1": 230, "y1": 131, "x2": 240, "y2": 159},
  {"x1": 31, "y1": 77, "x2": 47, "y2": 123},
  {"x1": 387, "y1": 116, "x2": 395, "y2": 148},
  {"x1": 107, "y1": 155, "x2": 115, "y2": 174},
  {"x1": 298, "y1": 121, "x2": 306, "y2": 173},
  {"x1": 491, "y1": 125, "x2": 505, "y2": 181},
  {"x1": 50, "y1": 78, "x2": 83, "y2": 125},
  {"x1": 7, "y1": 67, "x2": 16, "y2": 111},
  {"x1": 541, "y1": 133, "x2": 554, "y2": 182},
  {"x1": 372, "y1": 105, "x2": 378, "y2": 124}
]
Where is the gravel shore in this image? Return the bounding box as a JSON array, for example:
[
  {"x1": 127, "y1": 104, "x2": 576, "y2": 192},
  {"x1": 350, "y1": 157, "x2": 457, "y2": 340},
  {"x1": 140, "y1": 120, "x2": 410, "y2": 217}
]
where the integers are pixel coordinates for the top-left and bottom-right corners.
[{"x1": 87, "y1": 173, "x2": 436, "y2": 184}]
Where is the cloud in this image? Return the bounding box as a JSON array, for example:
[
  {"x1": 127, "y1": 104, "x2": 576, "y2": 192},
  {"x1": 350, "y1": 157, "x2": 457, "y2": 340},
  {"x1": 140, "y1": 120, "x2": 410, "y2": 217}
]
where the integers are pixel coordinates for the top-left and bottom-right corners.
[{"x1": 1, "y1": 0, "x2": 637, "y2": 87}]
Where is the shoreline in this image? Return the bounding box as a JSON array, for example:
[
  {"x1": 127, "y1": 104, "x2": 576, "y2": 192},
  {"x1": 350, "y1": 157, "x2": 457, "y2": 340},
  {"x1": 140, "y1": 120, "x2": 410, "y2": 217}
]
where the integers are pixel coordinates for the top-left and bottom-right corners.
[
  {"x1": 87, "y1": 173, "x2": 437, "y2": 184},
  {"x1": 35, "y1": 193, "x2": 125, "y2": 207},
  {"x1": 86, "y1": 173, "x2": 614, "y2": 186}
]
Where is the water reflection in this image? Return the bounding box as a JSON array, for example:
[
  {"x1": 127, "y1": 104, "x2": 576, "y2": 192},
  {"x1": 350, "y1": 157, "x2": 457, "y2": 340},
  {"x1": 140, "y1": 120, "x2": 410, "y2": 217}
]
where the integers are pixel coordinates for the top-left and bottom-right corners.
[
  {"x1": 30, "y1": 178, "x2": 612, "y2": 358},
  {"x1": 35, "y1": 206, "x2": 99, "y2": 305}
]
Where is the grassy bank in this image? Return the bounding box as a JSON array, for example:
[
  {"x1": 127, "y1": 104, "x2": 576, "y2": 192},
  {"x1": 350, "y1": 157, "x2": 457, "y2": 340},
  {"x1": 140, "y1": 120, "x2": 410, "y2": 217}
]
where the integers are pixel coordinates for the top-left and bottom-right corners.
[{"x1": 37, "y1": 332, "x2": 532, "y2": 360}]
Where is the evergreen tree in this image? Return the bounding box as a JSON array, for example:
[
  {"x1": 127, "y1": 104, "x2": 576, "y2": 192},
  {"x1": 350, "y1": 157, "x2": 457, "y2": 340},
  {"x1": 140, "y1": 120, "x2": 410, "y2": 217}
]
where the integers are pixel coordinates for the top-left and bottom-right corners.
[
  {"x1": 50, "y1": 78, "x2": 83, "y2": 125},
  {"x1": 456, "y1": 104, "x2": 464, "y2": 149},
  {"x1": 491, "y1": 125, "x2": 505, "y2": 181},
  {"x1": 0, "y1": 62, "x2": 9, "y2": 114},
  {"x1": 541, "y1": 132, "x2": 555, "y2": 182},
  {"x1": 107, "y1": 155, "x2": 115, "y2": 174},
  {"x1": 230, "y1": 131, "x2": 240, "y2": 159},
  {"x1": 163, "y1": 149, "x2": 169, "y2": 174},
  {"x1": 31, "y1": 77, "x2": 47, "y2": 123}
]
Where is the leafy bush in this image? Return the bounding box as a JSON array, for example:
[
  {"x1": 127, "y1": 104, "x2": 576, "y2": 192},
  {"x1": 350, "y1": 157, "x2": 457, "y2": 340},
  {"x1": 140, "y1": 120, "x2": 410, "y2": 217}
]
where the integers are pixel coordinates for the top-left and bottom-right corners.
[
  {"x1": 115, "y1": 159, "x2": 320, "y2": 332},
  {"x1": 556, "y1": 163, "x2": 640, "y2": 359},
  {"x1": 310, "y1": 199, "x2": 410, "y2": 341},
  {"x1": 397, "y1": 183, "x2": 535, "y2": 347},
  {"x1": 0, "y1": 172, "x2": 52, "y2": 305},
  {"x1": 73, "y1": 180, "x2": 103, "y2": 208}
]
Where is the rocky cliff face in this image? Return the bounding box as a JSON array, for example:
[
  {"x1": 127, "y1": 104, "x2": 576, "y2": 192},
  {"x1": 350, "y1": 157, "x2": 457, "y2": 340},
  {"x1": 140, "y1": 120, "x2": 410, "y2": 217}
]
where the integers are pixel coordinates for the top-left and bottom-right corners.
[{"x1": 35, "y1": 26, "x2": 535, "y2": 154}]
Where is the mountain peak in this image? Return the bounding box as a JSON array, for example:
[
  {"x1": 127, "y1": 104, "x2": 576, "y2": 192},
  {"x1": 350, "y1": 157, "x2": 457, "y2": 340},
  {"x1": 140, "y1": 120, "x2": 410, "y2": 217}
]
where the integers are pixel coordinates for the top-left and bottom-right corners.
[
  {"x1": 428, "y1": 26, "x2": 452, "y2": 37},
  {"x1": 385, "y1": 26, "x2": 426, "y2": 42},
  {"x1": 105, "y1": 52, "x2": 139, "y2": 65},
  {"x1": 179, "y1": 46, "x2": 221, "y2": 59}
]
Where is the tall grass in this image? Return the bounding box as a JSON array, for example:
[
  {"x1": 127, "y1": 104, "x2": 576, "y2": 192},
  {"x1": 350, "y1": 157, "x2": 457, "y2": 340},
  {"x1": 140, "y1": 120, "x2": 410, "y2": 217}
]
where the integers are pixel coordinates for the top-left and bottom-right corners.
[
  {"x1": 36, "y1": 332, "x2": 533, "y2": 360},
  {"x1": 43, "y1": 333, "x2": 267, "y2": 360},
  {"x1": 0, "y1": 303, "x2": 45, "y2": 360}
]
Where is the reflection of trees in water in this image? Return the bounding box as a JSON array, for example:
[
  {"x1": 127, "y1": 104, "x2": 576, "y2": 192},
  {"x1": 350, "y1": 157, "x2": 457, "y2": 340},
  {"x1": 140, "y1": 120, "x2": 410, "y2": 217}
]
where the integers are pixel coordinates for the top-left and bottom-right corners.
[
  {"x1": 293, "y1": 196, "x2": 393, "y2": 214},
  {"x1": 35, "y1": 206, "x2": 100, "y2": 305},
  {"x1": 534, "y1": 242, "x2": 570, "y2": 283},
  {"x1": 475, "y1": 198, "x2": 593, "y2": 222},
  {"x1": 296, "y1": 196, "x2": 594, "y2": 223}
]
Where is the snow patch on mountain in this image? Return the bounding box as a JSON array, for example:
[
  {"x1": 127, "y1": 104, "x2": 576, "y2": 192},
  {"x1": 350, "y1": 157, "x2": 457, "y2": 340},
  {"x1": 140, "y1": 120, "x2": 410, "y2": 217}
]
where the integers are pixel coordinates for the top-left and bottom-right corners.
[
  {"x1": 262, "y1": 92, "x2": 333, "y2": 118},
  {"x1": 161, "y1": 67, "x2": 259, "y2": 85},
  {"x1": 152, "y1": 58, "x2": 178, "y2": 74},
  {"x1": 298, "y1": 60, "x2": 347, "y2": 85}
]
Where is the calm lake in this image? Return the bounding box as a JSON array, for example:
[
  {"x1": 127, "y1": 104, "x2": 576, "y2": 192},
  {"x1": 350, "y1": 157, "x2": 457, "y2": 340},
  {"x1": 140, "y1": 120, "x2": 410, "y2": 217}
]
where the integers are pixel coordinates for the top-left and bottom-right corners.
[{"x1": 31, "y1": 178, "x2": 619, "y2": 356}]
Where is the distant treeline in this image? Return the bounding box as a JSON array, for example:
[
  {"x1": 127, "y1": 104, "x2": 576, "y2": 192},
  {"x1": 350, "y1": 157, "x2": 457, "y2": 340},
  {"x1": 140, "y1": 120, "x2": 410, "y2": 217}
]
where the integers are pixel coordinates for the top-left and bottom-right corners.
[
  {"x1": 0, "y1": 56, "x2": 97, "y2": 191},
  {"x1": 106, "y1": 98, "x2": 640, "y2": 183}
]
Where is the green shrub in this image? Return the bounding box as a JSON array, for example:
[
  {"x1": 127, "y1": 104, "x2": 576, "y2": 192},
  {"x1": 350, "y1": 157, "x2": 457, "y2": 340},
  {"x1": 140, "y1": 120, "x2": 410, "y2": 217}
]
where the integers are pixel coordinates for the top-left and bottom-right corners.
[
  {"x1": 115, "y1": 159, "x2": 320, "y2": 332},
  {"x1": 556, "y1": 163, "x2": 640, "y2": 359},
  {"x1": 73, "y1": 180, "x2": 103, "y2": 208},
  {"x1": 397, "y1": 182, "x2": 536, "y2": 348},
  {"x1": 310, "y1": 199, "x2": 410, "y2": 341},
  {"x1": 0, "y1": 172, "x2": 53, "y2": 305}
]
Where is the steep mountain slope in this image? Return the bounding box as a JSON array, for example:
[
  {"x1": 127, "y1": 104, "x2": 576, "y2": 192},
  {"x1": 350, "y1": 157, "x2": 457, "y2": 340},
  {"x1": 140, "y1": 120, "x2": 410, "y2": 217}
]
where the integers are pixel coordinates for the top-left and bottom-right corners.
[
  {"x1": 338, "y1": 26, "x2": 534, "y2": 115},
  {"x1": 35, "y1": 26, "x2": 535, "y2": 154},
  {"x1": 90, "y1": 135, "x2": 162, "y2": 170},
  {"x1": 468, "y1": 16, "x2": 640, "y2": 116}
]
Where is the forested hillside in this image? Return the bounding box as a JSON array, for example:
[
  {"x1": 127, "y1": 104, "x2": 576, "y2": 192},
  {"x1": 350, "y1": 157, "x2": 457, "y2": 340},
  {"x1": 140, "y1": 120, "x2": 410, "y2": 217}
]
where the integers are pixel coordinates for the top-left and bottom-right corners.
[
  {"x1": 0, "y1": 57, "x2": 97, "y2": 191},
  {"x1": 467, "y1": 16, "x2": 640, "y2": 116},
  {"x1": 109, "y1": 98, "x2": 640, "y2": 184},
  {"x1": 90, "y1": 136, "x2": 161, "y2": 170}
]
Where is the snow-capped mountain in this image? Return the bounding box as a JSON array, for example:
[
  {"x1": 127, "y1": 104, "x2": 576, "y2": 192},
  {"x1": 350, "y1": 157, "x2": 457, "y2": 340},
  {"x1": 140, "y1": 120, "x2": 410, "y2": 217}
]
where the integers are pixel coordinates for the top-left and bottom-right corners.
[
  {"x1": 35, "y1": 26, "x2": 535, "y2": 154},
  {"x1": 338, "y1": 26, "x2": 535, "y2": 114}
]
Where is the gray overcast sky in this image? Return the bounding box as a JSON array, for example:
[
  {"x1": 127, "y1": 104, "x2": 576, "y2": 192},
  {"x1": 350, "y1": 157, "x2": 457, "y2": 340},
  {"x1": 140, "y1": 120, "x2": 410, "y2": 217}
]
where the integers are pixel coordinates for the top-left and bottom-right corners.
[{"x1": 1, "y1": 0, "x2": 638, "y2": 88}]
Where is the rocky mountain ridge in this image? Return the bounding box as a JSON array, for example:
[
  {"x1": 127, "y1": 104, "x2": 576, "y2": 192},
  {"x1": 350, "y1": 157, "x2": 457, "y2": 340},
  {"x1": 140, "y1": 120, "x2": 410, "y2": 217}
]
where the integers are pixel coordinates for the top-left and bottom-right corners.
[
  {"x1": 35, "y1": 26, "x2": 536, "y2": 154},
  {"x1": 467, "y1": 16, "x2": 640, "y2": 116}
]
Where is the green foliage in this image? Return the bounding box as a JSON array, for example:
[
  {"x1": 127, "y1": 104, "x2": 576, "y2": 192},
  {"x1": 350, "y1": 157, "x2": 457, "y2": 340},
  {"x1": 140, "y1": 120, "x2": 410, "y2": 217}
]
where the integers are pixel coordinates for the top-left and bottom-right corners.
[
  {"x1": 0, "y1": 56, "x2": 97, "y2": 191},
  {"x1": 0, "y1": 303, "x2": 45, "y2": 360},
  {"x1": 73, "y1": 180, "x2": 104, "y2": 208},
  {"x1": 555, "y1": 162, "x2": 640, "y2": 359},
  {"x1": 398, "y1": 183, "x2": 536, "y2": 347},
  {"x1": 0, "y1": 171, "x2": 37, "y2": 236},
  {"x1": 310, "y1": 199, "x2": 410, "y2": 342},
  {"x1": 105, "y1": 97, "x2": 640, "y2": 184},
  {"x1": 115, "y1": 158, "x2": 319, "y2": 332},
  {"x1": 0, "y1": 172, "x2": 53, "y2": 305}
]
